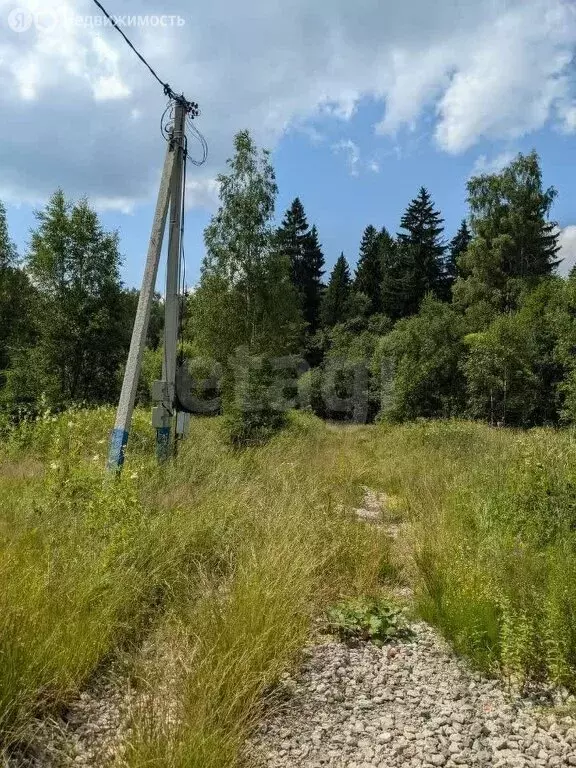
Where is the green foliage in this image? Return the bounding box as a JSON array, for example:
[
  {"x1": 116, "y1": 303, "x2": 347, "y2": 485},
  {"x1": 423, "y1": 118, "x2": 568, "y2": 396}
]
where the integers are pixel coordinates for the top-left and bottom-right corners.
[
  {"x1": 396, "y1": 421, "x2": 576, "y2": 688},
  {"x1": 463, "y1": 312, "x2": 539, "y2": 426},
  {"x1": 121, "y1": 289, "x2": 164, "y2": 350},
  {"x1": 454, "y1": 151, "x2": 559, "y2": 318},
  {"x1": 298, "y1": 367, "x2": 325, "y2": 418},
  {"x1": 0, "y1": 201, "x2": 36, "y2": 392},
  {"x1": 383, "y1": 187, "x2": 445, "y2": 319},
  {"x1": 441, "y1": 219, "x2": 471, "y2": 300},
  {"x1": 549, "y1": 278, "x2": 576, "y2": 424},
  {"x1": 327, "y1": 598, "x2": 412, "y2": 646},
  {"x1": 354, "y1": 225, "x2": 384, "y2": 315},
  {"x1": 195, "y1": 131, "x2": 302, "y2": 363},
  {"x1": 378, "y1": 296, "x2": 467, "y2": 421},
  {"x1": 322, "y1": 358, "x2": 371, "y2": 423},
  {"x1": 8, "y1": 191, "x2": 127, "y2": 406},
  {"x1": 223, "y1": 350, "x2": 287, "y2": 446}
]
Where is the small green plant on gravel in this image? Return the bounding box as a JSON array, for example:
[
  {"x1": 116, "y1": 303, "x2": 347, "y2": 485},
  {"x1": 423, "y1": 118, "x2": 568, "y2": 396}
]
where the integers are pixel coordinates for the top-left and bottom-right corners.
[{"x1": 326, "y1": 598, "x2": 412, "y2": 646}]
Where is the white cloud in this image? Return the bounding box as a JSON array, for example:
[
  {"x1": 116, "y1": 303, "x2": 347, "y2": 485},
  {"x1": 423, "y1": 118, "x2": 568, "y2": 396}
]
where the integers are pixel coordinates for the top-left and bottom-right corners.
[
  {"x1": 92, "y1": 196, "x2": 136, "y2": 215},
  {"x1": 368, "y1": 159, "x2": 380, "y2": 173},
  {"x1": 557, "y1": 226, "x2": 576, "y2": 277},
  {"x1": 435, "y1": 3, "x2": 576, "y2": 152},
  {"x1": 557, "y1": 102, "x2": 576, "y2": 133},
  {"x1": 185, "y1": 178, "x2": 220, "y2": 211},
  {"x1": 332, "y1": 139, "x2": 360, "y2": 176},
  {"x1": 472, "y1": 150, "x2": 517, "y2": 176},
  {"x1": 0, "y1": 0, "x2": 575, "y2": 209}
]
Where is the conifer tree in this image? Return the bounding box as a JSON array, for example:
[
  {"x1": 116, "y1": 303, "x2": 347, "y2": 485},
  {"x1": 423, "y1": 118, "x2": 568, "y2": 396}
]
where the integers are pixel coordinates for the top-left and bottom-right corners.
[
  {"x1": 277, "y1": 197, "x2": 309, "y2": 291},
  {"x1": 381, "y1": 243, "x2": 416, "y2": 321},
  {"x1": 398, "y1": 187, "x2": 445, "y2": 311},
  {"x1": 302, "y1": 224, "x2": 325, "y2": 333},
  {"x1": 321, "y1": 253, "x2": 351, "y2": 328},
  {"x1": 277, "y1": 198, "x2": 324, "y2": 334},
  {"x1": 440, "y1": 219, "x2": 471, "y2": 300},
  {"x1": 381, "y1": 188, "x2": 445, "y2": 318},
  {"x1": 0, "y1": 200, "x2": 17, "y2": 270},
  {"x1": 354, "y1": 225, "x2": 383, "y2": 315}
]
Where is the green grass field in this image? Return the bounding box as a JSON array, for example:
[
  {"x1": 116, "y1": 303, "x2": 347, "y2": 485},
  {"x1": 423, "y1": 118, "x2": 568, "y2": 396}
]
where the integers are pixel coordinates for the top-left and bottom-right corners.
[{"x1": 1, "y1": 410, "x2": 576, "y2": 765}]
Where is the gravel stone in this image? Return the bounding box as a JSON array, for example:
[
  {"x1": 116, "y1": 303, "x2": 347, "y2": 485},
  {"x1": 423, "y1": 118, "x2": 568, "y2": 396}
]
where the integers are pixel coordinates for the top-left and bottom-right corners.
[{"x1": 247, "y1": 623, "x2": 576, "y2": 768}]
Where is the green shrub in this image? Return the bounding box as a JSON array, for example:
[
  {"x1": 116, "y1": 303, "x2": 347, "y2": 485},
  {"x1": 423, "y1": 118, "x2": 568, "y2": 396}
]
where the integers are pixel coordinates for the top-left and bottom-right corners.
[
  {"x1": 223, "y1": 352, "x2": 287, "y2": 447},
  {"x1": 298, "y1": 367, "x2": 325, "y2": 417}
]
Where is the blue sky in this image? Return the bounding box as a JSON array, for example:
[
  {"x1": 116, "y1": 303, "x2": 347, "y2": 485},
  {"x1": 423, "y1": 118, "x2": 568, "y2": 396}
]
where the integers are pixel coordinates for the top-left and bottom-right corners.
[{"x1": 1, "y1": 0, "x2": 576, "y2": 286}]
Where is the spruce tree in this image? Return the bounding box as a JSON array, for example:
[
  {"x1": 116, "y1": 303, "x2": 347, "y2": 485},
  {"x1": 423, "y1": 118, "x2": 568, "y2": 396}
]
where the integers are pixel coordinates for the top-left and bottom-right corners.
[
  {"x1": 395, "y1": 187, "x2": 446, "y2": 315},
  {"x1": 381, "y1": 243, "x2": 416, "y2": 321},
  {"x1": 277, "y1": 198, "x2": 324, "y2": 334},
  {"x1": 321, "y1": 253, "x2": 351, "y2": 328},
  {"x1": 0, "y1": 200, "x2": 17, "y2": 270},
  {"x1": 440, "y1": 219, "x2": 471, "y2": 300},
  {"x1": 378, "y1": 227, "x2": 396, "y2": 269},
  {"x1": 354, "y1": 225, "x2": 383, "y2": 315},
  {"x1": 302, "y1": 224, "x2": 325, "y2": 333},
  {"x1": 277, "y1": 197, "x2": 309, "y2": 292}
]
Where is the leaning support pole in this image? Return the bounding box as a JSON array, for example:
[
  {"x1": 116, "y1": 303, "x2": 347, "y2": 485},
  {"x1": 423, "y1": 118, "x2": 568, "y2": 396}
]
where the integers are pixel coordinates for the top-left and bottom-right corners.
[
  {"x1": 107, "y1": 140, "x2": 176, "y2": 474},
  {"x1": 155, "y1": 101, "x2": 186, "y2": 462}
]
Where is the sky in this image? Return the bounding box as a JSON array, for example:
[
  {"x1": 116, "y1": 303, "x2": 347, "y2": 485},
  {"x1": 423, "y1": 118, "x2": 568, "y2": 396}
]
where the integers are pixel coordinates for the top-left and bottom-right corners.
[{"x1": 0, "y1": 0, "x2": 576, "y2": 289}]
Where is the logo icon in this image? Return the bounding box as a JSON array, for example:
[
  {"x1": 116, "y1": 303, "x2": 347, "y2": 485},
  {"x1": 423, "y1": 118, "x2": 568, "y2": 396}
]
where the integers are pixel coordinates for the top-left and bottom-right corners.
[
  {"x1": 35, "y1": 10, "x2": 58, "y2": 32},
  {"x1": 7, "y1": 7, "x2": 34, "y2": 32}
]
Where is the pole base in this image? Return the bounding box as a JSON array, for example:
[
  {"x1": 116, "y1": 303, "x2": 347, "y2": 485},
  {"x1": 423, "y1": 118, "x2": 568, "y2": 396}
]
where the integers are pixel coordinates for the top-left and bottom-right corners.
[{"x1": 107, "y1": 428, "x2": 129, "y2": 473}]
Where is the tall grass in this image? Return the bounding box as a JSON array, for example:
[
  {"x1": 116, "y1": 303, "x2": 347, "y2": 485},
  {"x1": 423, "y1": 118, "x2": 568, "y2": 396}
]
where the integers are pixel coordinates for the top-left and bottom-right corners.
[
  {"x1": 357, "y1": 420, "x2": 576, "y2": 690},
  {"x1": 0, "y1": 408, "x2": 388, "y2": 758},
  {"x1": 411, "y1": 427, "x2": 576, "y2": 688},
  {"x1": 3, "y1": 407, "x2": 576, "y2": 762},
  {"x1": 0, "y1": 407, "x2": 184, "y2": 738},
  {"x1": 123, "y1": 413, "x2": 389, "y2": 767}
]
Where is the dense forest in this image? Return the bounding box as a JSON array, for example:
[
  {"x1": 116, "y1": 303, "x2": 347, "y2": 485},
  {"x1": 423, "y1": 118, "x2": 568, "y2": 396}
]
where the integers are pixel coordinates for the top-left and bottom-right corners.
[{"x1": 2, "y1": 130, "x2": 575, "y2": 436}]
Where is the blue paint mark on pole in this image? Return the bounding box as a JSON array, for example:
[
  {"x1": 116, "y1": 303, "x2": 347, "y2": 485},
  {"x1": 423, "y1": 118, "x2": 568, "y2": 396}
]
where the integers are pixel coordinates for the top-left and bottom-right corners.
[
  {"x1": 107, "y1": 428, "x2": 129, "y2": 473},
  {"x1": 156, "y1": 426, "x2": 171, "y2": 463}
]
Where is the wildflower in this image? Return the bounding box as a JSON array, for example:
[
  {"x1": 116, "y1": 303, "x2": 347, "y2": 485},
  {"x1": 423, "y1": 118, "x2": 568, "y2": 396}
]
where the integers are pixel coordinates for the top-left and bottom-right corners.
[
  {"x1": 49, "y1": 461, "x2": 59, "y2": 471},
  {"x1": 92, "y1": 454, "x2": 101, "y2": 462},
  {"x1": 129, "y1": 472, "x2": 138, "y2": 480}
]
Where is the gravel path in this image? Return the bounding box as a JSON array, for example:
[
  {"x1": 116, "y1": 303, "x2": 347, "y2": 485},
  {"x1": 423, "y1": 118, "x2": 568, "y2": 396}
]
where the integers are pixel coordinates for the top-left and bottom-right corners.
[{"x1": 249, "y1": 624, "x2": 576, "y2": 768}]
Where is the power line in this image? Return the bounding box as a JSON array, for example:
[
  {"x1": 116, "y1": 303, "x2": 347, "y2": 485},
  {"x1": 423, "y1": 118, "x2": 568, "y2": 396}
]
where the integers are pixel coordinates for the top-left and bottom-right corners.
[
  {"x1": 186, "y1": 116, "x2": 208, "y2": 166},
  {"x1": 90, "y1": 1, "x2": 207, "y2": 163},
  {"x1": 89, "y1": 0, "x2": 199, "y2": 117}
]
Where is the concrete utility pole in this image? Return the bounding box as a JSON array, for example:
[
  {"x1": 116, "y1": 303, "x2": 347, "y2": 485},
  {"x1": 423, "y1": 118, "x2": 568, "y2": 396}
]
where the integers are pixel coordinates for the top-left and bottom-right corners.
[
  {"x1": 107, "y1": 100, "x2": 187, "y2": 473},
  {"x1": 107, "y1": 138, "x2": 177, "y2": 473},
  {"x1": 154, "y1": 100, "x2": 186, "y2": 462}
]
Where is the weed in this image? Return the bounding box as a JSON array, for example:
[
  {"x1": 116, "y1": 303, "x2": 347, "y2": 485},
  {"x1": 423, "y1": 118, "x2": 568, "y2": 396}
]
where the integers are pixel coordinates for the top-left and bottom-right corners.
[{"x1": 326, "y1": 598, "x2": 412, "y2": 646}]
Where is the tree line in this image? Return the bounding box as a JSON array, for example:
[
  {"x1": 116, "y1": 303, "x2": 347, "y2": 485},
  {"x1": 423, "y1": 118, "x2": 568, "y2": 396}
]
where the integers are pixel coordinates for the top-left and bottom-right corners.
[
  {"x1": 0, "y1": 190, "x2": 163, "y2": 411},
  {"x1": 1, "y1": 129, "x2": 575, "y2": 435}
]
